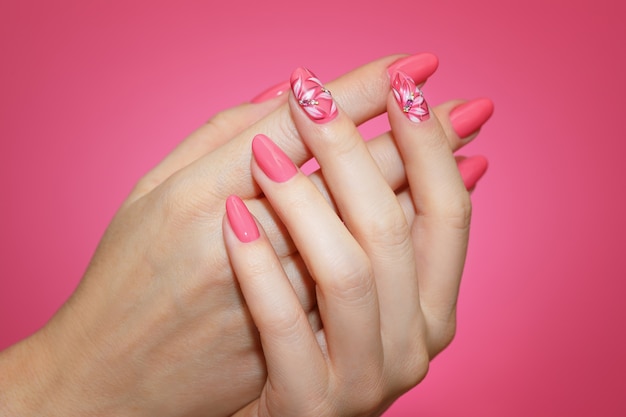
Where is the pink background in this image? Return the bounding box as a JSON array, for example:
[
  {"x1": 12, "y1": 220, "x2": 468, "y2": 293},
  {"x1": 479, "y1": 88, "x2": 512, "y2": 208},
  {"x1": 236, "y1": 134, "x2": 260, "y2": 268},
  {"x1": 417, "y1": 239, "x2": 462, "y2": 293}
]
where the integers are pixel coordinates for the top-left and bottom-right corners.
[{"x1": 1, "y1": 0, "x2": 625, "y2": 415}]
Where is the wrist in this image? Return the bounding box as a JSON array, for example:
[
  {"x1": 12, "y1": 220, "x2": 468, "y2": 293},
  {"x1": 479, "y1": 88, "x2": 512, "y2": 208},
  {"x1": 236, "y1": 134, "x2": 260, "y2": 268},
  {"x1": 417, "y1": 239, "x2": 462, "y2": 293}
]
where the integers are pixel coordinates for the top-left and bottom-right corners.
[
  {"x1": 0, "y1": 327, "x2": 62, "y2": 416},
  {"x1": 0, "y1": 306, "x2": 139, "y2": 417}
]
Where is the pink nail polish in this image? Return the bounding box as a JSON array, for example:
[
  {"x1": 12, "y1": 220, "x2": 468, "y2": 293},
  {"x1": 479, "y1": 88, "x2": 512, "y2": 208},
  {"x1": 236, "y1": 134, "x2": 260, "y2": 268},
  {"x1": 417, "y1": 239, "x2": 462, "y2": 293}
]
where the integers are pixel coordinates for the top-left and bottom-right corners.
[
  {"x1": 290, "y1": 67, "x2": 338, "y2": 123},
  {"x1": 391, "y1": 71, "x2": 430, "y2": 123},
  {"x1": 250, "y1": 80, "x2": 291, "y2": 104},
  {"x1": 457, "y1": 156, "x2": 488, "y2": 190},
  {"x1": 226, "y1": 195, "x2": 260, "y2": 243},
  {"x1": 252, "y1": 134, "x2": 298, "y2": 182},
  {"x1": 450, "y1": 98, "x2": 495, "y2": 139},
  {"x1": 387, "y1": 53, "x2": 439, "y2": 83}
]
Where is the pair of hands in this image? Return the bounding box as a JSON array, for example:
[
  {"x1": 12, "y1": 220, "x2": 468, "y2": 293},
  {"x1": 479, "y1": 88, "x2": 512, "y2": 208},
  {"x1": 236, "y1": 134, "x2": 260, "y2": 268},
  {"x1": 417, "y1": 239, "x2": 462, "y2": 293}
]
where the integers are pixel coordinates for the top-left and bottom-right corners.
[
  {"x1": 0, "y1": 53, "x2": 492, "y2": 416},
  {"x1": 225, "y1": 64, "x2": 473, "y2": 417}
]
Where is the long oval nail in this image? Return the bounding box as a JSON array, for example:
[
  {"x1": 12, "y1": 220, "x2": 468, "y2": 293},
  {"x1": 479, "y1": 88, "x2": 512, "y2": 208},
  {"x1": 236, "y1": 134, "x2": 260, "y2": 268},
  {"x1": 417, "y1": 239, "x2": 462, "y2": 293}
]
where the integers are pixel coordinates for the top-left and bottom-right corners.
[
  {"x1": 252, "y1": 134, "x2": 298, "y2": 183},
  {"x1": 250, "y1": 80, "x2": 291, "y2": 103},
  {"x1": 290, "y1": 67, "x2": 338, "y2": 123},
  {"x1": 391, "y1": 70, "x2": 430, "y2": 123},
  {"x1": 387, "y1": 52, "x2": 439, "y2": 82},
  {"x1": 450, "y1": 98, "x2": 494, "y2": 139},
  {"x1": 226, "y1": 195, "x2": 260, "y2": 243},
  {"x1": 457, "y1": 156, "x2": 489, "y2": 190}
]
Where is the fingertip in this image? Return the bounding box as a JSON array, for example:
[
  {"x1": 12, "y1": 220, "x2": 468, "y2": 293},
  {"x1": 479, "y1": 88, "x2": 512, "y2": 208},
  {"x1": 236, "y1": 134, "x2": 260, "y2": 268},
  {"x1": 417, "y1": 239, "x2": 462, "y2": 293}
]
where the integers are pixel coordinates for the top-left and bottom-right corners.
[
  {"x1": 457, "y1": 155, "x2": 489, "y2": 190},
  {"x1": 252, "y1": 134, "x2": 298, "y2": 183},
  {"x1": 390, "y1": 70, "x2": 431, "y2": 124},
  {"x1": 250, "y1": 80, "x2": 291, "y2": 104},
  {"x1": 387, "y1": 52, "x2": 439, "y2": 82},
  {"x1": 225, "y1": 195, "x2": 260, "y2": 243},
  {"x1": 450, "y1": 98, "x2": 495, "y2": 139},
  {"x1": 290, "y1": 67, "x2": 338, "y2": 124}
]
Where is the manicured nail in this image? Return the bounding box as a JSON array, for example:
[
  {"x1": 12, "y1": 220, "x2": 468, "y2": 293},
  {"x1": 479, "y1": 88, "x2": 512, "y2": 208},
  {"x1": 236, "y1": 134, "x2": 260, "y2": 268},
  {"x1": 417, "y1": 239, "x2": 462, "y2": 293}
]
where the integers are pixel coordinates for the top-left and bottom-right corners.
[
  {"x1": 252, "y1": 134, "x2": 298, "y2": 182},
  {"x1": 226, "y1": 195, "x2": 260, "y2": 243},
  {"x1": 457, "y1": 156, "x2": 488, "y2": 190},
  {"x1": 250, "y1": 80, "x2": 291, "y2": 103},
  {"x1": 450, "y1": 98, "x2": 495, "y2": 139},
  {"x1": 391, "y1": 71, "x2": 430, "y2": 123},
  {"x1": 387, "y1": 53, "x2": 439, "y2": 82},
  {"x1": 290, "y1": 67, "x2": 338, "y2": 123}
]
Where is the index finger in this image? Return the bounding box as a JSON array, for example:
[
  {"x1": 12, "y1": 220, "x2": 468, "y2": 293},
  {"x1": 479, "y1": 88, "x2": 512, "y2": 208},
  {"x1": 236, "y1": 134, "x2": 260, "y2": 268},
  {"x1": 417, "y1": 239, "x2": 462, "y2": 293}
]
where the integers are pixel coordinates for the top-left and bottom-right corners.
[{"x1": 387, "y1": 70, "x2": 472, "y2": 354}]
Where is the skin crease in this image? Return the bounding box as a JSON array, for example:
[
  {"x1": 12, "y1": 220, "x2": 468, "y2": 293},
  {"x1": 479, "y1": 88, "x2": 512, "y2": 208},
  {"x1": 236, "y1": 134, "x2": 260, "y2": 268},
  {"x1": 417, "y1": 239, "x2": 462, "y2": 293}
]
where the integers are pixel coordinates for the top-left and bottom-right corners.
[{"x1": 0, "y1": 54, "x2": 492, "y2": 417}]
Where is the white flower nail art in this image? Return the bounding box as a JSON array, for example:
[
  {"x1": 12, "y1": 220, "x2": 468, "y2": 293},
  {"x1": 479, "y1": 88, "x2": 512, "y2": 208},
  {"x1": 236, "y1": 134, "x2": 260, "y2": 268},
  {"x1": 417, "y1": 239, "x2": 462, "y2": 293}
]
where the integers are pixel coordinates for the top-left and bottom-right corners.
[
  {"x1": 291, "y1": 67, "x2": 338, "y2": 123},
  {"x1": 392, "y1": 71, "x2": 430, "y2": 123}
]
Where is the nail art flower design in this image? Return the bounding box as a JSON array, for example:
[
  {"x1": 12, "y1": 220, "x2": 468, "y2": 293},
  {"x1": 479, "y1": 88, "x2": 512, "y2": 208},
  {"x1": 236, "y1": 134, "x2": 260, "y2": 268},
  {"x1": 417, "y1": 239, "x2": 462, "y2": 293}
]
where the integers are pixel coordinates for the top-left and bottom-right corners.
[
  {"x1": 291, "y1": 67, "x2": 338, "y2": 123},
  {"x1": 392, "y1": 70, "x2": 430, "y2": 123}
]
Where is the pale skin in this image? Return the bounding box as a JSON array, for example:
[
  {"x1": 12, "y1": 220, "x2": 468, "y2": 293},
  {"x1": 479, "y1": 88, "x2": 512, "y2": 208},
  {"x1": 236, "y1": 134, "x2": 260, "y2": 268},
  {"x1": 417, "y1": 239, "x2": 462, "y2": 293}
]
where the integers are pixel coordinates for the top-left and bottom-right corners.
[
  {"x1": 0, "y1": 54, "x2": 485, "y2": 416},
  {"x1": 225, "y1": 71, "x2": 470, "y2": 416}
]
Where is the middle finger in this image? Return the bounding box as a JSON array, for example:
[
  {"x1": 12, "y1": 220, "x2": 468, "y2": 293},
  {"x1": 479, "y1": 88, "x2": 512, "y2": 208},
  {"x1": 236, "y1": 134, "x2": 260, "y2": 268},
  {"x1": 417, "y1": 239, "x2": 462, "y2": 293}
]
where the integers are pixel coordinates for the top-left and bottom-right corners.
[
  {"x1": 288, "y1": 67, "x2": 421, "y2": 344},
  {"x1": 250, "y1": 133, "x2": 382, "y2": 378}
]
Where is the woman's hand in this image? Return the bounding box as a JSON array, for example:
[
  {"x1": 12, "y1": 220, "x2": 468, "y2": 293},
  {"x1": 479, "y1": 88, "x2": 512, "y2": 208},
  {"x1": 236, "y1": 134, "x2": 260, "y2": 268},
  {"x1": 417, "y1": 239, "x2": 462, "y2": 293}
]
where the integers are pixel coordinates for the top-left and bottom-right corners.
[
  {"x1": 0, "y1": 54, "x2": 492, "y2": 417},
  {"x1": 224, "y1": 68, "x2": 474, "y2": 416}
]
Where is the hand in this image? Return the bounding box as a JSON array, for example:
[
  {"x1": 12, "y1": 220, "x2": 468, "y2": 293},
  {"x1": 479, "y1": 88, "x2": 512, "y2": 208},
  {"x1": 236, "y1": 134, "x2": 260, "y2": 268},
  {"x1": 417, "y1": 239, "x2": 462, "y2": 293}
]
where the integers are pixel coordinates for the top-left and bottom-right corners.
[
  {"x1": 224, "y1": 68, "x2": 472, "y2": 416},
  {"x1": 0, "y1": 54, "x2": 492, "y2": 417}
]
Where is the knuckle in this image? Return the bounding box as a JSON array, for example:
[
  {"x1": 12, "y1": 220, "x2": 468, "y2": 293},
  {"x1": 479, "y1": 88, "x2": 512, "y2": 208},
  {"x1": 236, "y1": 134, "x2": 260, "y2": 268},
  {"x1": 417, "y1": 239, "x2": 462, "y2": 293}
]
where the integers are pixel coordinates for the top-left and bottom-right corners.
[
  {"x1": 261, "y1": 305, "x2": 305, "y2": 341},
  {"x1": 362, "y1": 207, "x2": 410, "y2": 247},
  {"x1": 205, "y1": 109, "x2": 233, "y2": 134},
  {"x1": 387, "y1": 339, "x2": 430, "y2": 392},
  {"x1": 380, "y1": 317, "x2": 433, "y2": 393},
  {"x1": 440, "y1": 320, "x2": 458, "y2": 349},
  {"x1": 448, "y1": 191, "x2": 473, "y2": 230},
  {"x1": 427, "y1": 189, "x2": 473, "y2": 232},
  {"x1": 402, "y1": 349, "x2": 431, "y2": 388},
  {"x1": 326, "y1": 255, "x2": 374, "y2": 304},
  {"x1": 433, "y1": 317, "x2": 458, "y2": 354}
]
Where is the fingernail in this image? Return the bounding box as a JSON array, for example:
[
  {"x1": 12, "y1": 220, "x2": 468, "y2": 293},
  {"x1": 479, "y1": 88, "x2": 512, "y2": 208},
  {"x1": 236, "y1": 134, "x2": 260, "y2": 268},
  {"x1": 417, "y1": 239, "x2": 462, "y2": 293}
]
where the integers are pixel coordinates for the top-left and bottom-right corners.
[
  {"x1": 252, "y1": 134, "x2": 298, "y2": 182},
  {"x1": 226, "y1": 195, "x2": 260, "y2": 243},
  {"x1": 457, "y1": 156, "x2": 489, "y2": 190},
  {"x1": 290, "y1": 67, "x2": 338, "y2": 123},
  {"x1": 391, "y1": 71, "x2": 430, "y2": 123},
  {"x1": 250, "y1": 80, "x2": 291, "y2": 103},
  {"x1": 450, "y1": 98, "x2": 495, "y2": 139},
  {"x1": 387, "y1": 52, "x2": 439, "y2": 82}
]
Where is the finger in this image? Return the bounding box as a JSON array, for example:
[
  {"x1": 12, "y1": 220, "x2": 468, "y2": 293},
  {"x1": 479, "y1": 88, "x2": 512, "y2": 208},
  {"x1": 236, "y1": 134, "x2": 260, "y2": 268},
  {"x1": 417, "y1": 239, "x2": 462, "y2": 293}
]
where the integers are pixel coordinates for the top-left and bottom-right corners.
[
  {"x1": 388, "y1": 71, "x2": 472, "y2": 354},
  {"x1": 247, "y1": 152, "x2": 489, "y2": 263},
  {"x1": 305, "y1": 97, "x2": 494, "y2": 208},
  {"x1": 127, "y1": 92, "x2": 288, "y2": 204},
  {"x1": 288, "y1": 66, "x2": 421, "y2": 350},
  {"x1": 222, "y1": 195, "x2": 326, "y2": 410},
  {"x1": 397, "y1": 155, "x2": 489, "y2": 224},
  {"x1": 456, "y1": 155, "x2": 489, "y2": 192},
  {"x1": 446, "y1": 98, "x2": 495, "y2": 147},
  {"x1": 279, "y1": 251, "x2": 318, "y2": 315},
  {"x1": 171, "y1": 53, "x2": 439, "y2": 204},
  {"x1": 241, "y1": 154, "x2": 486, "y2": 331},
  {"x1": 250, "y1": 133, "x2": 382, "y2": 378}
]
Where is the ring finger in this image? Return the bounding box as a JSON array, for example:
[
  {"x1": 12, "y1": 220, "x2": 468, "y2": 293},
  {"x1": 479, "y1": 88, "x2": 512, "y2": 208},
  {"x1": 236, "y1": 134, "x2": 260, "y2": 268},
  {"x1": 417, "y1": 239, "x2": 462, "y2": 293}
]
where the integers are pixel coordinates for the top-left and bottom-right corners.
[{"x1": 250, "y1": 133, "x2": 382, "y2": 381}]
